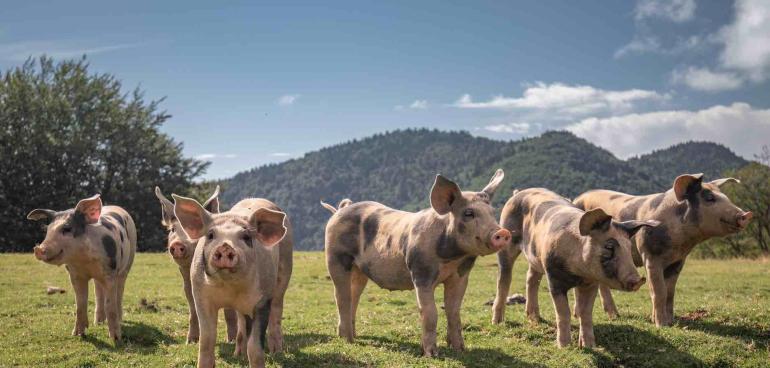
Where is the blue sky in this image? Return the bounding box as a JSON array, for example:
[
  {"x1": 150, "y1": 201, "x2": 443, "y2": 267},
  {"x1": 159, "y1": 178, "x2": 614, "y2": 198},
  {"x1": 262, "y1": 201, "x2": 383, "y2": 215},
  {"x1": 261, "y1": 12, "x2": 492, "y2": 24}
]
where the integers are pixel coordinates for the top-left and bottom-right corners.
[{"x1": 1, "y1": 0, "x2": 769, "y2": 179}]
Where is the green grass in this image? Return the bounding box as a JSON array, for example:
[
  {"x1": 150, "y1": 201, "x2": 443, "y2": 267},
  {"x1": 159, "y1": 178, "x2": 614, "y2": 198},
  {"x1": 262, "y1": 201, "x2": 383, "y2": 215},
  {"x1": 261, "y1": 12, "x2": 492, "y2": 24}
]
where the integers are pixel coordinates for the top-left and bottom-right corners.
[{"x1": 1, "y1": 253, "x2": 769, "y2": 367}]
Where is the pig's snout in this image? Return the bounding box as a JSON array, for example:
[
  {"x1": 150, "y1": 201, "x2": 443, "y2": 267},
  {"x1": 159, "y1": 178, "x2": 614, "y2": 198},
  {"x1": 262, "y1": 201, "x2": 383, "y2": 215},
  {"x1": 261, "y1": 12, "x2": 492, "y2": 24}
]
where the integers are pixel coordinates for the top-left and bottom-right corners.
[
  {"x1": 737, "y1": 211, "x2": 753, "y2": 229},
  {"x1": 211, "y1": 244, "x2": 238, "y2": 269},
  {"x1": 33, "y1": 245, "x2": 46, "y2": 260},
  {"x1": 624, "y1": 276, "x2": 646, "y2": 292},
  {"x1": 490, "y1": 229, "x2": 512, "y2": 251},
  {"x1": 168, "y1": 242, "x2": 186, "y2": 259}
]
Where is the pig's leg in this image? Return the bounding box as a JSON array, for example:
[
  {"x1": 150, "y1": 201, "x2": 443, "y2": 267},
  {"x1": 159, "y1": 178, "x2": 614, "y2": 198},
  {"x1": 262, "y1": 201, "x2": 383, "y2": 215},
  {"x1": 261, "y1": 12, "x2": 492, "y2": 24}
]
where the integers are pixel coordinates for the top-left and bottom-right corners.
[
  {"x1": 327, "y1": 258, "x2": 354, "y2": 342},
  {"x1": 94, "y1": 281, "x2": 106, "y2": 324},
  {"x1": 645, "y1": 259, "x2": 669, "y2": 327},
  {"x1": 195, "y1": 300, "x2": 218, "y2": 368},
  {"x1": 599, "y1": 285, "x2": 619, "y2": 319},
  {"x1": 525, "y1": 267, "x2": 543, "y2": 323},
  {"x1": 575, "y1": 284, "x2": 598, "y2": 349},
  {"x1": 664, "y1": 261, "x2": 684, "y2": 326},
  {"x1": 415, "y1": 286, "x2": 439, "y2": 357},
  {"x1": 180, "y1": 267, "x2": 199, "y2": 343},
  {"x1": 96, "y1": 277, "x2": 121, "y2": 343},
  {"x1": 247, "y1": 300, "x2": 272, "y2": 368},
  {"x1": 349, "y1": 266, "x2": 368, "y2": 339},
  {"x1": 224, "y1": 309, "x2": 238, "y2": 343},
  {"x1": 235, "y1": 313, "x2": 246, "y2": 356},
  {"x1": 267, "y1": 280, "x2": 289, "y2": 353},
  {"x1": 492, "y1": 245, "x2": 520, "y2": 324},
  {"x1": 116, "y1": 275, "x2": 127, "y2": 325},
  {"x1": 68, "y1": 271, "x2": 89, "y2": 336},
  {"x1": 550, "y1": 290, "x2": 572, "y2": 348},
  {"x1": 444, "y1": 273, "x2": 469, "y2": 352}
]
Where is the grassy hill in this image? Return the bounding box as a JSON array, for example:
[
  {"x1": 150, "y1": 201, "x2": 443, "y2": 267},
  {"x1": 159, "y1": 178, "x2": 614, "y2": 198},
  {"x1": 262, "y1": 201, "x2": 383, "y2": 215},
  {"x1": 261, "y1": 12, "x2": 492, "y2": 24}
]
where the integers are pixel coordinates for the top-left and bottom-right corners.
[{"x1": 221, "y1": 129, "x2": 748, "y2": 250}]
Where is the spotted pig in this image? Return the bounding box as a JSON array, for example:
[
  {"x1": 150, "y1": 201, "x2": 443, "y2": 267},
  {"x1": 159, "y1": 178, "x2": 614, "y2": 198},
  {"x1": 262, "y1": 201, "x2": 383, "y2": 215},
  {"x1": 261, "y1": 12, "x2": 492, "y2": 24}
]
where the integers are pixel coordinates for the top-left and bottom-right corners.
[
  {"x1": 492, "y1": 188, "x2": 656, "y2": 348},
  {"x1": 28, "y1": 195, "x2": 136, "y2": 343},
  {"x1": 323, "y1": 169, "x2": 511, "y2": 357},
  {"x1": 172, "y1": 194, "x2": 293, "y2": 368}
]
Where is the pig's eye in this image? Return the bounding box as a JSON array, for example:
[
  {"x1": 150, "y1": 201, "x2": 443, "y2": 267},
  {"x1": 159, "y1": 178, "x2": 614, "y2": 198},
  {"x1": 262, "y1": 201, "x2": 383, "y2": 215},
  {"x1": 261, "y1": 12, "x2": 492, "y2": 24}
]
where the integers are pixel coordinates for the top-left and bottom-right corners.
[
  {"x1": 604, "y1": 239, "x2": 618, "y2": 250},
  {"x1": 463, "y1": 209, "x2": 475, "y2": 219},
  {"x1": 169, "y1": 227, "x2": 175, "y2": 233},
  {"x1": 703, "y1": 191, "x2": 716, "y2": 203},
  {"x1": 207, "y1": 230, "x2": 215, "y2": 240},
  {"x1": 242, "y1": 234, "x2": 252, "y2": 246},
  {"x1": 61, "y1": 226, "x2": 72, "y2": 235}
]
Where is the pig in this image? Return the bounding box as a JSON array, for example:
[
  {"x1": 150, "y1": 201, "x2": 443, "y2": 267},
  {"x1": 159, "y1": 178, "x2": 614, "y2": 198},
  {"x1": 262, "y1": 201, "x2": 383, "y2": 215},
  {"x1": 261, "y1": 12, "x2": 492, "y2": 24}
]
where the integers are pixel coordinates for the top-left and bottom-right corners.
[
  {"x1": 154, "y1": 186, "x2": 238, "y2": 344},
  {"x1": 172, "y1": 194, "x2": 293, "y2": 368},
  {"x1": 27, "y1": 195, "x2": 136, "y2": 343},
  {"x1": 491, "y1": 188, "x2": 656, "y2": 347},
  {"x1": 573, "y1": 174, "x2": 753, "y2": 326},
  {"x1": 323, "y1": 169, "x2": 511, "y2": 357}
]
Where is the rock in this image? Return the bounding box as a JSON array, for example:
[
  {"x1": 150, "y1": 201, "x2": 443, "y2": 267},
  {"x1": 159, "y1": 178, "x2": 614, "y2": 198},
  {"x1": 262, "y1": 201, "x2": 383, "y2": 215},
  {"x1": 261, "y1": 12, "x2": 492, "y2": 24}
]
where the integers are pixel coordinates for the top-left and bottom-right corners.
[{"x1": 46, "y1": 286, "x2": 66, "y2": 295}]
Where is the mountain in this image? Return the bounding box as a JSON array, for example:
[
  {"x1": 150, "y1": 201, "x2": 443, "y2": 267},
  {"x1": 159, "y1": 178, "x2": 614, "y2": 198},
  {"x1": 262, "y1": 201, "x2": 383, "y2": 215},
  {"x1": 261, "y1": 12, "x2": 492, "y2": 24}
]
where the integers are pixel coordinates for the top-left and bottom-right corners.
[{"x1": 220, "y1": 129, "x2": 749, "y2": 250}]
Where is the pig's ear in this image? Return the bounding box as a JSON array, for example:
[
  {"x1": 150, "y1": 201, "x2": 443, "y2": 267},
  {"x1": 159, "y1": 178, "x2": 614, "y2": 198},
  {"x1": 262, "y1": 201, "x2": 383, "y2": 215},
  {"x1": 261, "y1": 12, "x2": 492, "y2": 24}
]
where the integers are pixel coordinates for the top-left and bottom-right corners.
[
  {"x1": 172, "y1": 194, "x2": 212, "y2": 239},
  {"x1": 430, "y1": 175, "x2": 463, "y2": 215},
  {"x1": 27, "y1": 209, "x2": 56, "y2": 222},
  {"x1": 615, "y1": 219, "x2": 660, "y2": 237},
  {"x1": 481, "y1": 169, "x2": 505, "y2": 200},
  {"x1": 673, "y1": 173, "x2": 704, "y2": 202},
  {"x1": 579, "y1": 208, "x2": 612, "y2": 236},
  {"x1": 710, "y1": 177, "x2": 740, "y2": 187},
  {"x1": 248, "y1": 208, "x2": 287, "y2": 247},
  {"x1": 155, "y1": 187, "x2": 176, "y2": 226},
  {"x1": 202, "y1": 185, "x2": 221, "y2": 213},
  {"x1": 75, "y1": 195, "x2": 102, "y2": 224}
]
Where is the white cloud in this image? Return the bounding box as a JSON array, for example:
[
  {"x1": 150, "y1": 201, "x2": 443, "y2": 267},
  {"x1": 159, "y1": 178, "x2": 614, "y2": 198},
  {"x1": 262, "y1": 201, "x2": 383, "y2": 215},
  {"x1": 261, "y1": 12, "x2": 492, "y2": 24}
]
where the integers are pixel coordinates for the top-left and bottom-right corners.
[
  {"x1": 0, "y1": 41, "x2": 143, "y2": 61},
  {"x1": 718, "y1": 0, "x2": 770, "y2": 82},
  {"x1": 483, "y1": 122, "x2": 531, "y2": 134},
  {"x1": 634, "y1": 0, "x2": 696, "y2": 23},
  {"x1": 395, "y1": 99, "x2": 428, "y2": 110},
  {"x1": 195, "y1": 153, "x2": 238, "y2": 160},
  {"x1": 269, "y1": 152, "x2": 292, "y2": 157},
  {"x1": 277, "y1": 94, "x2": 300, "y2": 106},
  {"x1": 566, "y1": 102, "x2": 770, "y2": 159},
  {"x1": 614, "y1": 36, "x2": 661, "y2": 59},
  {"x1": 453, "y1": 82, "x2": 666, "y2": 116},
  {"x1": 670, "y1": 66, "x2": 744, "y2": 92}
]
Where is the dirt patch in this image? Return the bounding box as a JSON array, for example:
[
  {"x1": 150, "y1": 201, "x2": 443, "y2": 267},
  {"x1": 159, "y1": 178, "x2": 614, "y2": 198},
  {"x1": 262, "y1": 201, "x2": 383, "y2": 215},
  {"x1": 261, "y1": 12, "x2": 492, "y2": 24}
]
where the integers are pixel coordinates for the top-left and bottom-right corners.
[{"x1": 679, "y1": 308, "x2": 709, "y2": 321}]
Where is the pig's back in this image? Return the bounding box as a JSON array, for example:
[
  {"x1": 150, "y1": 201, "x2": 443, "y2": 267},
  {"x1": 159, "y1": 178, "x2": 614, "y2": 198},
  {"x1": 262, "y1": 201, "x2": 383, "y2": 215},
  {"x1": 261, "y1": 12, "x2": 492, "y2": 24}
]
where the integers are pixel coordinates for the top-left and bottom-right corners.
[{"x1": 99, "y1": 206, "x2": 136, "y2": 276}]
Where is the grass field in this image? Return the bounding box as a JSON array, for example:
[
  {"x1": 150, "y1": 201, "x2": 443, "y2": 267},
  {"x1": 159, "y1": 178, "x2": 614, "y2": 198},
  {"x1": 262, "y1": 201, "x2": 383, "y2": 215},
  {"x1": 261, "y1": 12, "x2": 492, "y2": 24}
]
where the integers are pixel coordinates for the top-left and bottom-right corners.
[{"x1": 0, "y1": 252, "x2": 768, "y2": 367}]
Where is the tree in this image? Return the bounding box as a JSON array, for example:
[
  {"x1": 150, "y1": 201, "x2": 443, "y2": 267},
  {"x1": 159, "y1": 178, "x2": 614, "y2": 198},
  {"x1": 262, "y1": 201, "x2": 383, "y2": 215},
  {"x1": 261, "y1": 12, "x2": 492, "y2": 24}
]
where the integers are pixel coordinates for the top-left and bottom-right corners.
[{"x1": 0, "y1": 56, "x2": 208, "y2": 251}]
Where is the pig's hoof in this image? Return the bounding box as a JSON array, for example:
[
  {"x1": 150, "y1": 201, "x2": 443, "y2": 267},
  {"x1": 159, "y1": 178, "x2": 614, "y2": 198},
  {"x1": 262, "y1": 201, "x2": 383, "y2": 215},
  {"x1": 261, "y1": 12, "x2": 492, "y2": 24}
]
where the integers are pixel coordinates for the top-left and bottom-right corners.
[
  {"x1": 606, "y1": 311, "x2": 619, "y2": 320},
  {"x1": 579, "y1": 338, "x2": 595, "y2": 349},
  {"x1": 492, "y1": 311, "x2": 504, "y2": 324},
  {"x1": 186, "y1": 336, "x2": 198, "y2": 344},
  {"x1": 422, "y1": 345, "x2": 439, "y2": 357},
  {"x1": 268, "y1": 335, "x2": 283, "y2": 353},
  {"x1": 448, "y1": 339, "x2": 465, "y2": 352}
]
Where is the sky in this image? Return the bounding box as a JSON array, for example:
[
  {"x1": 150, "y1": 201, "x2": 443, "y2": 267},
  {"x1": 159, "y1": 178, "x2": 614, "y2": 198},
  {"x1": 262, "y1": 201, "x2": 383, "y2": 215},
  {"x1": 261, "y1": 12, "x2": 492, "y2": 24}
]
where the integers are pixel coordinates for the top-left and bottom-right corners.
[{"x1": 1, "y1": 0, "x2": 769, "y2": 179}]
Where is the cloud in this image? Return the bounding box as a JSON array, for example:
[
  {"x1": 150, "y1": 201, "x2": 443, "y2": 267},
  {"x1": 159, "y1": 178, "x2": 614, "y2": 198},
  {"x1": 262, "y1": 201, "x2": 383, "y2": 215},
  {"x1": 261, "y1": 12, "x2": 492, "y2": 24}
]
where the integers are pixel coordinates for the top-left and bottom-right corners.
[
  {"x1": 453, "y1": 82, "x2": 666, "y2": 117},
  {"x1": 277, "y1": 94, "x2": 300, "y2": 106},
  {"x1": 195, "y1": 153, "x2": 238, "y2": 160},
  {"x1": 614, "y1": 36, "x2": 661, "y2": 59},
  {"x1": 566, "y1": 102, "x2": 770, "y2": 159},
  {"x1": 634, "y1": 0, "x2": 696, "y2": 23},
  {"x1": 395, "y1": 99, "x2": 428, "y2": 110},
  {"x1": 0, "y1": 41, "x2": 142, "y2": 61},
  {"x1": 717, "y1": 0, "x2": 770, "y2": 82},
  {"x1": 483, "y1": 122, "x2": 531, "y2": 134},
  {"x1": 269, "y1": 152, "x2": 292, "y2": 157},
  {"x1": 670, "y1": 66, "x2": 744, "y2": 92}
]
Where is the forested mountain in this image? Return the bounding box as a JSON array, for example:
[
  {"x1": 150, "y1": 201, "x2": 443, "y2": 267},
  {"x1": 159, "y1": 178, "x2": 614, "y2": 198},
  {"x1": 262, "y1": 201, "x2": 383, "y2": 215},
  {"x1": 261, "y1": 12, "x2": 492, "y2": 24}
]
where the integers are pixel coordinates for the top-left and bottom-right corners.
[{"x1": 221, "y1": 129, "x2": 749, "y2": 250}]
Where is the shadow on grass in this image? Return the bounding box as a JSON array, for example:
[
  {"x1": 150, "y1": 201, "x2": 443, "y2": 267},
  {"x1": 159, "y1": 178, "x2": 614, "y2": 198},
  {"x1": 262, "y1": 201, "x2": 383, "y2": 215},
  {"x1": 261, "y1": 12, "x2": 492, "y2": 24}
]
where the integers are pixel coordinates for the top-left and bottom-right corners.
[
  {"x1": 677, "y1": 318, "x2": 770, "y2": 349},
  {"x1": 217, "y1": 332, "x2": 339, "y2": 366},
  {"x1": 593, "y1": 324, "x2": 704, "y2": 367},
  {"x1": 357, "y1": 334, "x2": 547, "y2": 368},
  {"x1": 82, "y1": 320, "x2": 175, "y2": 353}
]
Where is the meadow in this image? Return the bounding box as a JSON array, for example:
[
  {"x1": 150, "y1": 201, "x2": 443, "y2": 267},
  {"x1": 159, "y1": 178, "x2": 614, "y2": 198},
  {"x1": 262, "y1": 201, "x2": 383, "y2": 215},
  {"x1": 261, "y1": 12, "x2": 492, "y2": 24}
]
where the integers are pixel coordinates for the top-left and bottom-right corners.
[{"x1": 0, "y1": 252, "x2": 768, "y2": 367}]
